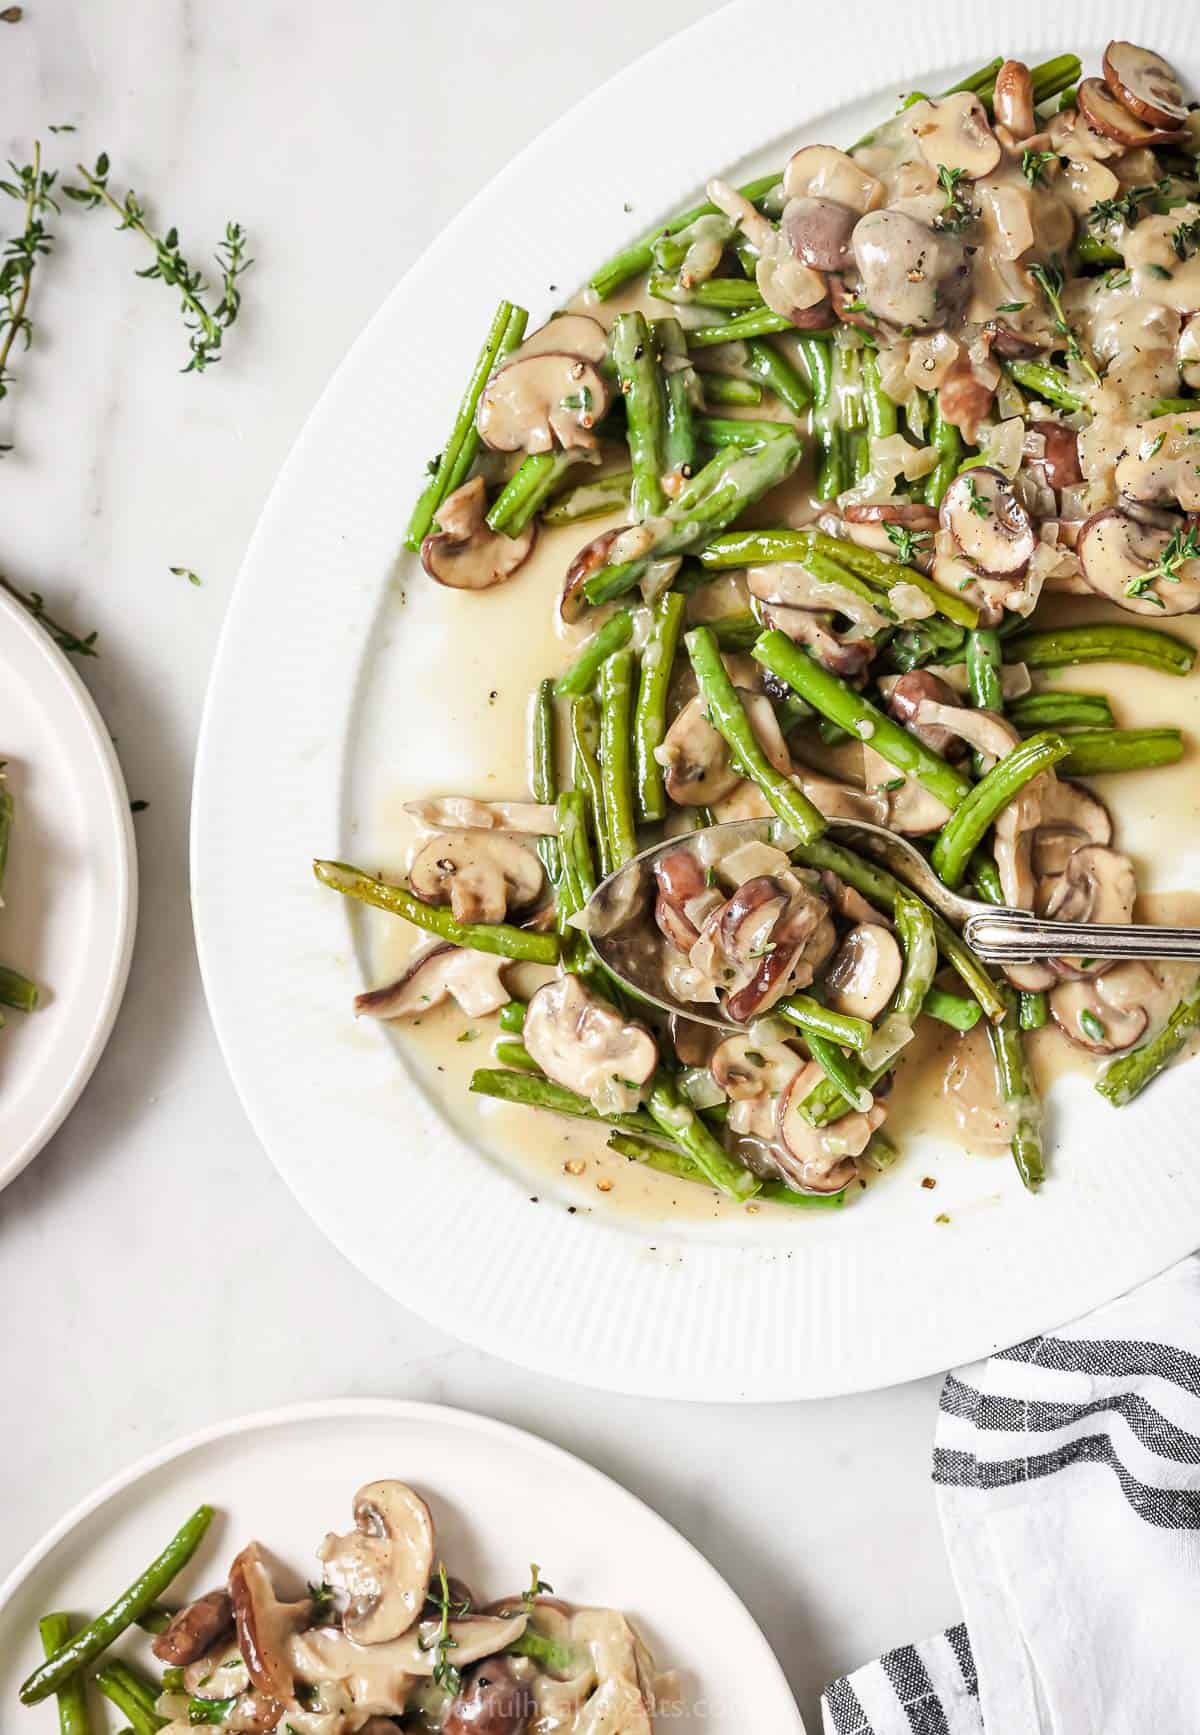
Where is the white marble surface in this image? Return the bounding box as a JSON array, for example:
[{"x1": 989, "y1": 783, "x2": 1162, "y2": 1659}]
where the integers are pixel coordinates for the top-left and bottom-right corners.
[{"x1": 0, "y1": 2, "x2": 957, "y2": 1721}]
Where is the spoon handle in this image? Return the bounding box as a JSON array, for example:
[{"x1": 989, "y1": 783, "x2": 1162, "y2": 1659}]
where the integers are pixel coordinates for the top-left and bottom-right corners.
[{"x1": 964, "y1": 913, "x2": 1200, "y2": 963}]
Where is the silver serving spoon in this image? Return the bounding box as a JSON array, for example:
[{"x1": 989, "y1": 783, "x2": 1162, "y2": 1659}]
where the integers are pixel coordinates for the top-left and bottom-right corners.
[{"x1": 585, "y1": 817, "x2": 1200, "y2": 1029}]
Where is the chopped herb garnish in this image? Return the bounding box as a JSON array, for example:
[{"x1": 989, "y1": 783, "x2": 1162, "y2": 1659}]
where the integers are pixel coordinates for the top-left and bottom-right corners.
[
  {"x1": 883, "y1": 522, "x2": 931, "y2": 566},
  {"x1": 935, "y1": 164, "x2": 974, "y2": 232},
  {"x1": 1144, "y1": 433, "x2": 1165, "y2": 459},
  {"x1": 169, "y1": 565, "x2": 201, "y2": 586},
  {"x1": 1021, "y1": 149, "x2": 1057, "y2": 187},
  {"x1": 1172, "y1": 216, "x2": 1200, "y2": 261},
  {"x1": 995, "y1": 300, "x2": 1028, "y2": 313},
  {"x1": 1079, "y1": 1009, "x2": 1107, "y2": 1042},
  {"x1": 963, "y1": 476, "x2": 990, "y2": 518},
  {"x1": 307, "y1": 1581, "x2": 336, "y2": 1623},
  {"x1": 1147, "y1": 262, "x2": 1174, "y2": 280}
]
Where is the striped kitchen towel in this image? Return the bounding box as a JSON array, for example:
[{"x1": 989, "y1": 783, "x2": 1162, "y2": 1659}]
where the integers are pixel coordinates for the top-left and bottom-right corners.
[{"x1": 821, "y1": 1255, "x2": 1200, "y2": 1735}]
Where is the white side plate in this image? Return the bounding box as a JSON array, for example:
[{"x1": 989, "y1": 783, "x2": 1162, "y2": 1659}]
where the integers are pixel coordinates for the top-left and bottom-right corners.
[
  {"x1": 193, "y1": 0, "x2": 1200, "y2": 1398},
  {"x1": 0, "y1": 1398, "x2": 803, "y2": 1732},
  {"x1": 1, "y1": 588, "x2": 136, "y2": 1190}
]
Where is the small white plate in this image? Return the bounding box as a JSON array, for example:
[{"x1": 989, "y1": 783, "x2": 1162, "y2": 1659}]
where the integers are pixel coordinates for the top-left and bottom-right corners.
[
  {"x1": 1, "y1": 587, "x2": 137, "y2": 1190},
  {"x1": 0, "y1": 1397, "x2": 803, "y2": 1731}
]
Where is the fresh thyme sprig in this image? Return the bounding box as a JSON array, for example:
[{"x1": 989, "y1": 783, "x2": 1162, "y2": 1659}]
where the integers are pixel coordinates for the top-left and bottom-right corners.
[
  {"x1": 1028, "y1": 260, "x2": 1100, "y2": 386},
  {"x1": 1171, "y1": 216, "x2": 1200, "y2": 262},
  {"x1": 883, "y1": 522, "x2": 932, "y2": 567},
  {"x1": 0, "y1": 574, "x2": 98, "y2": 656},
  {"x1": 0, "y1": 141, "x2": 58, "y2": 444},
  {"x1": 1127, "y1": 523, "x2": 1200, "y2": 603},
  {"x1": 934, "y1": 164, "x2": 975, "y2": 232},
  {"x1": 64, "y1": 155, "x2": 252, "y2": 373},
  {"x1": 963, "y1": 477, "x2": 990, "y2": 518},
  {"x1": 1087, "y1": 177, "x2": 1183, "y2": 232},
  {"x1": 1021, "y1": 149, "x2": 1057, "y2": 188},
  {"x1": 421, "y1": 1561, "x2": 467, "y2": 1694}
]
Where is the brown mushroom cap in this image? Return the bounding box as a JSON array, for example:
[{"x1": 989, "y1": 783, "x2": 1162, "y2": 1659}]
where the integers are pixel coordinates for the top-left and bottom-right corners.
[
  {"x1": 1103, "y1": 41, "x2": 1189, "y2": 130},
  {"x1": 421, "y1": 477, "x2": 537, "y2": 593},
  {"x1": 354, "y1": 944, "x2": 512, "y2": 1021},
  {"x1": 1077, "y1": 509, "x2": 1200, "y2": 616},
  {"x1": 444, "y1": 1658, "x2": 535, "y2": 1735},
  {"x1": 941, "y1": 467, "x2": 1035, "y2": 576},
  {"x1": 1043, "y1": 845, "x2": 1137, "y2": 928},
  {"x1": 477, "y1": 353, "x2": 610, "y2": 454},
  {"x1": 993, "y1": 60, "x2": 1036, "y2": 140},
  {"x1": 823, "y1": 923, "x2": 904, "y2": 1021},
  {"x1": 409, "y1": 832, "x2": 544, "y2": 924},
  {"x1": 152, "y1": 1591, "x2": 235, "y2": 1666},
  {"x1": 852, "y1": 210, "x2": 969, "y2": 331},
  {"x1": 842, "y1": 501, "x2": 939, "y2": 531},
  {"x1": 1028, "y1": 421, "x2": 1083, "y2": 493},
  {"x1": 228, "y1": 1543, "x2": 311, "y2": 1704},
  {"x1": 317, "y1": 1479, "x2": 436, "y2": 1646},
  {"x1": 781, "y1": 197, "x2": 858, "y2": 272},
  {"x1": 1077, "y1": 76, "x2": 1184, "y2": 148}
]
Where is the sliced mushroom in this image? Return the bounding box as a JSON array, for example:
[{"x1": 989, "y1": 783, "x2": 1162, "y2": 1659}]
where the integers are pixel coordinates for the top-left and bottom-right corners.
[
  {"x1": 777, "y1": 1060, "x2": 884, "y2": 1193},
  {"x1": 290, "y1": 1612, "x2": 529, "y2": 1686},
  {"x1": 405, "y1": 797, "x2": 558, "y2": 834},
  {"x1": 1077, "y1": 509, "x2": 1200, "y2": 616},
  {"x1": 1043, "y1": 844, "x2": 1137, "y2": 927},
  {"x1": 783, "y1": 145, "x2": 884, "y2": 213},
  {"x1": 1103, "y1": 41, "x2": 1189, "y2": 130},
  {"x1": 421, "y1": 477, "x2": 537, "y2": 592},
  {"x1": 1028, "y1": 421, "x2": 1083, "y2": 493},
  {"x1": 477, "y1": 354, "x2": 610, "y2": 454},
  {"x1": 718, "y1": 876, "x2": 790, "y2": 964},
  {"x1": 355, "y1": 944, "x2": 511, "y2": 1021},
  {"x1": 843, "y1": 501, "x2": 939, "y2": 532},
  {"x1": 1115, "y1": 411, "x2": 1200, "y2": 512},
  {"x1": 228, "y1": 1543, "x2": 312, "y2": 1704},
  {"x1": 909, "y1": 90, "x2": 1002, "y2": 179},
  {"x1": 993, "y1": 59, "x2": 1036, "y2": 140},
  {"x1": 445, "y1": 1658, "x2": 535, "y2": 1735},
  {"x1": 561, "y1": 529, "x2": 619, "y2": 623},
  {"x1": 936, "y1": 360, "x2": 997, "y2": 444},
  {"x1": 746, "y1": 560, "x2": 890, "y2": 638},
  {"x1": 652, "y1": 848, "x2": 723, "y2": 953},
  {"x1": 852, "y1": 210, "x2": 969, "y2": 330},
  {"x1": 723, "y1": 881, "x2": 836, "y2": 1022},
  {"x1": 914, "y1": 701, "x2": 1019, "y2": 771},
  {"x1": 220, "y1": 1691, "x2": 285, "y2": 1733},
  {"x1": 152, "y1": 1591, "x2": 235, "y2": 1666},
  {"x1": 655, "y1": 690, "x2": 790, "y2": 806},
  {"x1": 1077, "y1": 76, "x2": 1184, "y2": 148},
  {"x1": 941, "y1": 467, "x2": 1035, "y2": 575},
  {"x1": 823, "y1": 923, "x2": 903, "y2": 1021},
  {"x1": 756, "y1": 600, "x2": 875, "y2": 678},
  {"x1": 710, "y1": 1033, "x2": 801, "y2": 1100},
  {"x1": 409, "y1": 832, "x2": 543, "y2": 924},
  {"x1": 317, "y1": 1480, "x2": 435, "y2": 1645},
  {"x1": 705, "y1": 178, "x2": 828, "y2": 325},
  {"x1": 781, "y1": 197, "x2": 857, "y2": 272},
  {"x1": 1050, "y1": 964, "x2": 1161, "y2": 1052},
  {"x1": 1032, "y1": 780, "x2": 1113, "y2": 878},
  {"x1": 523, "y1": 975, "x2": 657, "y2": 1114},
  {"x1": 883, "y1": 670, "x2": 965, "y2": 755},
  {"x1": 183, "y1": 1642, "x2": 250, "y2": 1700},
  {"x1": 820, "y1": 871, "x2": 889, "y2": 929},
  {"x1": 513, "y1": 314, "x2": 608, "y2": 366}
]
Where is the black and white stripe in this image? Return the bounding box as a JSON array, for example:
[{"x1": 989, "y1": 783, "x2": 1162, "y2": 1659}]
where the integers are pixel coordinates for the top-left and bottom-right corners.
[{"x1": 821, "y1": 1255, "x2": 1200, "y2": 1735}]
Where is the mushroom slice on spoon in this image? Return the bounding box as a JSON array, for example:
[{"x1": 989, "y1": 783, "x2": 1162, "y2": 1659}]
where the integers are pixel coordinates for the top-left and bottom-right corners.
[
  {"x1": 1102, "y1": 40, "x2": 1189, "y2": 131},
  {"x1": 318, "y1": 1480, "x2": 436, "y2": 1645},
  {"x1": 355, "y1": 944, "x2": 512, "y2": 1021},
  {"x1": 409, "y1": 832, "x2": 543, "y2": 924},
  {"x1": 477, "y1": 353, "x2": 610, "y2": 454},
  {"x1": 421, "y1": 477, "x2": 537, "y2": 592},
  {"x1": 941, "y1": 466, "x2": 1035, "y2": 575}
]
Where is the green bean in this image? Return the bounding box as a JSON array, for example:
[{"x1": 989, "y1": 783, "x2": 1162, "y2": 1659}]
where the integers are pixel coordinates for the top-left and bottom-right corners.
[
  {"x1": 1075, "y1": 234, "x2": 1122, "y2": 268},
  {"x1": 135, "y1": 1605, "x2": 173, "y2": 1637},
  {"x1": 646, "y1": 1073, "x2": 759, "y2": 1199},
  {"x1": 695, "y1": 415, "x2": 791, "y2": 450},
  {"x1": 986, "y1": 986, "x2": 1044, "y2": 1191},
  {"x1": 649, "y1": 272, "x2": 764, "y2": 309},
  {"x1": 708, "y1": 611, "x2": 761, "y2": 650},
  {"x1": 799, "y1": 334, "x2": 843, "y2": 499},
  {"x1": 921, "y1": 986, "x2": 982, "y2": 1031},
  {"x1": 699, "y1": 374, "x2": 764, "y2": 407},
  {"x1": 923, "y1": 396, "x2": 963, "y2": 507},
  {"x1": 542, "y1": 470, "x2": 633, "y2": 526},
  {"x1": 94, "y1": 1661, "x2": 164, "y2": 1735},
  {"x1": 1097, "y1": 976, "x2": 1200, "y2": 1106},
  {"x1": 754, "y1": 630, "x2": 973, "y2": 811},
  {"x1": 1147, "y1": 395, "x2": 1196, "y2": 419},
  {"x1": 788, "y1": 543, "x2": 897, "y2": 620},
  {"x1": 971, "y1": 849, "x2": 1005, "y2": 906},
  {"x1": 1057, "y1": 728, "x2": 1183, "y2": 777},
  {"x1": 797, "y1": 1051, "x2": 887, "y2": 1128},
  {"x1": 38, "y1": 1615, "x2": 92, "y2": 1735},
  {"x1": 806, "y1": 1031, "x2": 873, "y2": 1112},
  {"x1": 469, "y1": 1067, "x2": 659, "y2": 1134},
  {"x1": 553, "y1": 609, "x2": 635, "y2": 699},
  {"x1": 1007, "y1": 623, "x2": 1195, "y2": 677},
  {"x1": 499, "y1": 999, "x2": 527, "y2": 1033},
  {"x1": 20, "y1": 1505, "x2": 214, "y2": 1704},
  {"x1": 1019, "y1": 990, "x2": 1049, "y2": 1031},
  {"x1": 487, "y1": 451, "x2": 579, "y2": 537},
  {"x1": 0, "y1": 963, "x2": 38, "y2": 1011},
  {"x1": 570, "y1": 694, "x2": 612, "y2": 876},
  {"x1": 930, "y1": 731, "x2": 1071, "y2": 889},
  {"x1": 589, "y1": 171, "x2": 782, "y2": 300},
  {"x1": 686, "y1": 626, "x2": 826, "y2": 841},
  {"x1": 404, "y1": 299, "x2": 527, "y2": 550},
  {"x1": 611, "y1": 312, "x2": 668, "y2": 519},
  {"x1": 530, "y1": 677, "x2": 562, "y2": 890},
  {"x1": 312, "y1": 861, "x2": 560, "y2": 965},
  {"x1": 599, "y1": 650, "x2": 638, "y2": 866},
  {"x1": 635, "y1": 591, "x2": 686, "y2": 823},
  {"x1": 652, "y1": 214, "x2": 737, "y2": 273},
  {"x1": 652, "y1": 316, "x2": 699, "y2": 483},
  {"x1": 688, "y1": 308, "x2": 805, "y2": 348},
  {"x1": 862, "y1": 349, "x2": 898, "y2": 439},
  {"x1": 507, "y1": 1625, "x2": 582, "y2": 1675},
  {"x1": 184, "y1": 1700, "x2": 237, "y2": 1728},
  {"x1": 1009, "y1": 691, "x2": 1114, "y2": 731},
  {"x1": 743, "y1": 337, "x2": 813, "y2": 412},
  {"x1": 776, "y1": 994, "x2": 872, "y2": 1052},
  {"x1": 699, "y1": 527, "x2": 979, "y2": 628},
  {"x1": 583, "y1": 433, "x2": 803, "y2": 607},
  {"x1": 1030, "y1": 52, "x2": 1082, "y2": 106},
  {"x1": 493, "y1": 1038, "x2": 541, "y2": 1073},
  {"x1": 555, "y1": 788, "x2": 598, "y2": 951},
  {"x1": 790, "y1": 835, "x2": 1006, "y2": 1022},
  {"x1": 966, "y1": 627, "x2": 1004, "y2": 777},
  {"x1": 1003, "y1": 359, "x2": 1084, "y2": 414}
]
